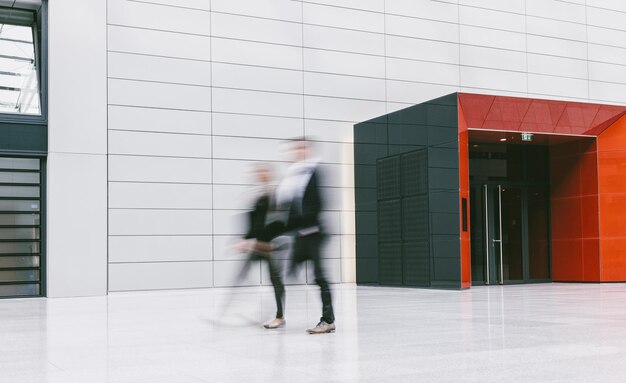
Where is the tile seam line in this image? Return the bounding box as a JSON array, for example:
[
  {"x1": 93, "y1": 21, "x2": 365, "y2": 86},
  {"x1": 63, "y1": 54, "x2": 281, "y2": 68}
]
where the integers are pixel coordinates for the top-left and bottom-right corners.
[
  {"x1": 106, "y1": 0, "x2": 111, "y2": 296},
  {"x1": 108, "y1": 129, "x2": 212, "y2": 137},
  {"x1": 107, "y1": 77, "x2": 620, "y2": 107},
  {"x1": 525, "y1": 0, "x2": 529, "y2": 98},
  {"x1": 127, "y1": 0, "x2": 210, "y2": 12},
  {"x1": 110, "y1": 206, "x2": 355, "y2": 211},
  {"x1": 110, "y1": 133, "x2": 355, "y2": 145},
  {"x1": 109, "y1": 6, "x2": 626, "y2": 38},
  {"x1": 107, "y1": 41, "x2": 626, "y2": 70},
  {"x1": 209, "y1": 0, "x2": 214, "y2": 288},
  {"x1": 585, "y1": 0, "x2": 591, "y2": 102},
  {"x1": 123, "y1": 0, "x2": 613, "y2": 30},
  {"x1": 107, "y1": 73, "x2": 626, "y2": 94},
  {"x1": 108, "y1": 21, "x2": 626, "y2": 54},
  {"x1": 457, "y1": 0, "x2": 461, "y2": 92}
]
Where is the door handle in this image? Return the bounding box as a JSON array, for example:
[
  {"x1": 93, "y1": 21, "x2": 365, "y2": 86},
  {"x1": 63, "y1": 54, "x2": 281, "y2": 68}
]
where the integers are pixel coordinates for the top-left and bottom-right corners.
[{"x1": 492, "y1": 239, "x2": 502, "y2": 243}]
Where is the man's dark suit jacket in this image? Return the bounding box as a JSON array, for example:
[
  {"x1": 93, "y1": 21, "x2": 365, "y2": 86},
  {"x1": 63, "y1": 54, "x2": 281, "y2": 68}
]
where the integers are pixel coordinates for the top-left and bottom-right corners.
[{"x1": 250, "y1": 166, "x2": 324, "y2": 243}]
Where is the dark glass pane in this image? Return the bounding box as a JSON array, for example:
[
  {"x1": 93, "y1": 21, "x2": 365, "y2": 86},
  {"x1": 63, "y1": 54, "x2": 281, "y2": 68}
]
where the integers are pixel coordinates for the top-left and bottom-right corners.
[
  {"x1": 469, "y1": 144, "x2": 507, "y2": 180},
  {"x1": 0, "y1": 241, "x2": 39, "y2": 254},
  {"x1": 0, "y1": 284, "x2": 39, "y2": 297},
  {"x1": 492, "y1": 187, "x2": 502, "y2": 282},
  {"x1": 470, "y1": 186, "x2": 485, "y2": 283},
  {"x1": 0, "y1": 158, "x2": 39, "y2": 170},
  {"x1": 506, "y1": 145, "x2": 523, "y2": 182},
  {"x1": 0, "y1": 185, "x2": 40, "y2": 198},
  {"x1": 0, "y1": 200, "x2": 40, "y2": 212},
  {"x1": 500, "y1": 187, "x2": 523, "y2": 281},
  {"x1": 526, "y1": 146, "x2": 549, "y2": 182},
  {"x1": 0, "y1": 214, "x2": 40, "y2": 225},
  {"x1": 0, "y1": 156, "x2": 41, "y2": 297},
  {"x1": 0, "y1": 255, "x2": 39, "y2": 268},
  {"x1": 0, "y1": 228, "x2": 40, "y2": 240},
  {"x1": 0, "y1": 269, "x2": 39, "y2": 282},
  {"x1": 528, "y1": 186, "x2": 550, "y2": 279},
  {"x1": 0, "y1": 171, "x2": 39, "y2": 184}
]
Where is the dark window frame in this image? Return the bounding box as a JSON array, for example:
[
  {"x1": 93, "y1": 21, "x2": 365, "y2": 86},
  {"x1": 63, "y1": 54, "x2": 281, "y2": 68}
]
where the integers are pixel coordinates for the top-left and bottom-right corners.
[{"x1": 0, "y1": 2, "x2": 47, "y2": 125}]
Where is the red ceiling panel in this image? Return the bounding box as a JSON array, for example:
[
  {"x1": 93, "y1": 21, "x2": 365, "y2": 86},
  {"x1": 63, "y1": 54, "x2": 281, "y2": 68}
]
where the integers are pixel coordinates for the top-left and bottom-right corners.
[
  {"x1": 458, "y1": 93, "x2": 626, "y2": 136},
  {"x1": 586, "y1": 111, "x2": 626, "y2": 136},
  {"x1": 483, "y1": 97, "x2": 532, "y2": 131},
  {"x1": 458, "y1": 94, "x2": 494, "y2": 128},
  {"x1": 591, "y1": 105, "x2": 626, "y2": 127},
  {"x1": 556, "y1": 104, "x2": 600, "y2": 135}
]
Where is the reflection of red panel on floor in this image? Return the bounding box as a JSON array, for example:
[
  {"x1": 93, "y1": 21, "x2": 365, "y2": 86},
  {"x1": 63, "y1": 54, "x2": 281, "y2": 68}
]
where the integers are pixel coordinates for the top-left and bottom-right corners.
[{"x1": 458, "y1": 93, "x2": 626, "y2": 282}]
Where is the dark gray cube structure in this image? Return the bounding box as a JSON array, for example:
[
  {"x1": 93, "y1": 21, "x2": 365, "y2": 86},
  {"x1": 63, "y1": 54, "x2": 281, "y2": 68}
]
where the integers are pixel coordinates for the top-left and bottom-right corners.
[{"x1": 354, "y1": 93, "x2": 461, "y2": 289}]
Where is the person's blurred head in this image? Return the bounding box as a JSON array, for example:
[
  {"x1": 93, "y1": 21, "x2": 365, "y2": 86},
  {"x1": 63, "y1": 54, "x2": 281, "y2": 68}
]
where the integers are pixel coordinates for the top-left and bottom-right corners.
[
  {"x1": 253, "y1": 163, "x2": 272, "y2": 184},
  {"x1": 290, "y1": 138, "x2": 309, "y2": 162}
]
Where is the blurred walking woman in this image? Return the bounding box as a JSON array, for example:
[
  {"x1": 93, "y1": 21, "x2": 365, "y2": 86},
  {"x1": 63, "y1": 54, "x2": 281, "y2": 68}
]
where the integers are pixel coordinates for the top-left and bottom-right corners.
[{"x1": 235, "y1": 163, "x2": 286, "y2": 329}]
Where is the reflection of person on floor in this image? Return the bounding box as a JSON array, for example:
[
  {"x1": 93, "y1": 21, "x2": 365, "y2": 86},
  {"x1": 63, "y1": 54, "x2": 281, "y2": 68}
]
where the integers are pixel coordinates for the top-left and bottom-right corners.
[
  {"x1": 276, "y1": 138, "x2": 336, "y2": 334},
  {"x1": 234, "y1": 163, "x2": 286, "y2": 329}
]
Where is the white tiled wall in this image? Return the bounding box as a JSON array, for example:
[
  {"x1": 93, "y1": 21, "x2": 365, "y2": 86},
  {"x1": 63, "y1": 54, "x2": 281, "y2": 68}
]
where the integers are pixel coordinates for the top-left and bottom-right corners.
[
  {"x1": 47, "y1": 0, "x2": 108, "y2": 297},
  {"x1": 98, "y1": 0, "x2": 626, "y2": 292},
  {"x1": 108, "y1": 26, "x2": 211, "y2": 60}
]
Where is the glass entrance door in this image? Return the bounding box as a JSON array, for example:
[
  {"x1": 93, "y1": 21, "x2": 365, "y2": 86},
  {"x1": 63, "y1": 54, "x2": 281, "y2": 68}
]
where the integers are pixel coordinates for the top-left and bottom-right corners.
[
  {"x1": 469, "y1": 144, "x2": 551, "y2": 285},
  {"x1": 490, "y1": 185, "x2": 523, "y2": 284},
  {"x1": 471, "y1": 183, "x2": 549, "y2": 285},
  {"x1": 473, "y1": 184, "x2": 523, "y2": 284}
]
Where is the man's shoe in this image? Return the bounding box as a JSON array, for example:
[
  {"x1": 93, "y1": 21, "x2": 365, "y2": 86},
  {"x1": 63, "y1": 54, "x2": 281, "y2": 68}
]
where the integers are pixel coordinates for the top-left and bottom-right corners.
[
  {"x1": 263, "y1": 318, "x2": 286, "y2": 329},
  {"x1": 306, "y1": 321, "x2": 336, "y2": 334}
]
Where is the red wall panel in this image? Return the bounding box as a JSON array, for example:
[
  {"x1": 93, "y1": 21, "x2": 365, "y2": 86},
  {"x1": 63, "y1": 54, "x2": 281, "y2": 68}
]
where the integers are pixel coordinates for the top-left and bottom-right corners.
[
  {"x1": 549, "y1": 139, "x2": 600, "y2": 282},
  {"x1": 597, "y1": 115, "x2": 626, "y2": 281},
  {"x1": 458, "y1": 100, "x2": 471, "y2": 289}
]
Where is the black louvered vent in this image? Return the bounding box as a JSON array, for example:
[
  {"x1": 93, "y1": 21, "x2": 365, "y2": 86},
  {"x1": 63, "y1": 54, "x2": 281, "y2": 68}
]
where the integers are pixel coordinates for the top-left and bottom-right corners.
[
  {"x1": 379, "y1": 243, "x2": 402, "y2": 285},
  {"x1": 403, "y1": 241, "x2": 430, "y2": 287},
  {"x1": 402, "y1": 150, "x2": 428, "y2": 196},
  {"x1": 378, "y1": 199, "x2": 401, "y2": 243},
  {"x1": 377, "y1": 149, "x2": 430, "y2": 287},
  {"x1": 377, "y1": 156, "x2": 401, "y2": 200},
  {"x1": 402, "y1": 195, "x2": 429, "y2": 243}
]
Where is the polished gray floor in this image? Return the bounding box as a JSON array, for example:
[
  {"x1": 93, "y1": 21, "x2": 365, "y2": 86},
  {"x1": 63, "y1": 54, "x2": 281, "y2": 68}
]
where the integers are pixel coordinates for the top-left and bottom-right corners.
[{"x1": 2, "y1": 283, "x2": 626, "y2": 382}]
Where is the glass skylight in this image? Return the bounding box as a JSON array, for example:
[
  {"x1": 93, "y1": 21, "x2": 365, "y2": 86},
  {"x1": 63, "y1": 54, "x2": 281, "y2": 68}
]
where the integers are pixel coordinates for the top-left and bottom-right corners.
[{"x1": 0, "y1": 23, "x2": 40, "y2": 115}]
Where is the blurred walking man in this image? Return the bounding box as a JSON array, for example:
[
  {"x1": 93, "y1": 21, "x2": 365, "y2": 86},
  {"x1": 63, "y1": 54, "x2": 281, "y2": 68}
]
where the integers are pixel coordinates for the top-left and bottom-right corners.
[{"x1": 276, "y1": 138, "x2": 336, "y2": 334}]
